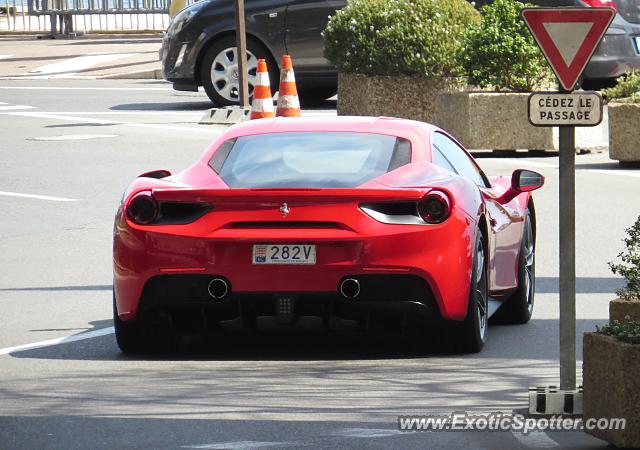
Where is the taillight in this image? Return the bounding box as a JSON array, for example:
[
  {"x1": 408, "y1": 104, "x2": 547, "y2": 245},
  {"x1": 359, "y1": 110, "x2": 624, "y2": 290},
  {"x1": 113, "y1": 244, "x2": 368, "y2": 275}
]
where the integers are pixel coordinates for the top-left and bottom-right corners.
[
  {"x1": 582, "y1": 0, "x2": 617, "y2": 11},
  {"x1": 418, "y1": 190, "x2": 452, "y2": 224},
  {"x1": 126, "y1": 192, "x2": 159, "y2": 225}
]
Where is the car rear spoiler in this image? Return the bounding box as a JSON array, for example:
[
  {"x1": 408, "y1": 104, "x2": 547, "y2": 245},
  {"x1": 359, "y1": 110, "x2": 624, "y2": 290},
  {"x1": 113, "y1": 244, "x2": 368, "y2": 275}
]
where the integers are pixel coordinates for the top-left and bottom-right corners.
[{"x1": 151, "y1": 187, "x2": 427, "y2": 204}]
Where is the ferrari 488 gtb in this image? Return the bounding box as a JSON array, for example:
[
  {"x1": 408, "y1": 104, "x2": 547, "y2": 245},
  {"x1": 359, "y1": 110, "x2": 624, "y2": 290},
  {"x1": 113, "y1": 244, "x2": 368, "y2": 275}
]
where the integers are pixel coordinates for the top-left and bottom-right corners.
[{"x1": 113, "y1": 117, "x2": 544, "y2": 353}]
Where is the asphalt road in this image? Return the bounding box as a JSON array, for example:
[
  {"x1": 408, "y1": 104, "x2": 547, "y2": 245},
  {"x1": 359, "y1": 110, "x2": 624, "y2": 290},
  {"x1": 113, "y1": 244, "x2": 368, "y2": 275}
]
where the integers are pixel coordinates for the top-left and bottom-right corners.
[{"x1": 1, "y1": 79, "x2": 639, "y2": 450}]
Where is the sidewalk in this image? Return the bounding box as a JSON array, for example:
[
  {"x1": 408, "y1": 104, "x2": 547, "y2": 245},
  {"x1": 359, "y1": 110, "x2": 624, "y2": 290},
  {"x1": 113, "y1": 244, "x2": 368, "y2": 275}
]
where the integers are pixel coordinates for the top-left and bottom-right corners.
[{"x1": 0, "y1": 34, "x2": 162, "y2": 79}]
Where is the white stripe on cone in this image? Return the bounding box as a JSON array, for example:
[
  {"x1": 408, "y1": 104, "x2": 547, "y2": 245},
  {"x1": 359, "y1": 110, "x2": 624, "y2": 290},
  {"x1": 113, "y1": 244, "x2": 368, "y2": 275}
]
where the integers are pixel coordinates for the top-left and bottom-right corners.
[
  {"x1": 252, "y1": 98, "x2": 274, "y2": 112},
  {"x1": 281, "y1": 70, "x2": 296, "y2": 82},
  {"x1": 277, "y1": 95, "x2": 300, "y2": 110},
  {"x1": 255, "y1": 71, "x2": 270, "y2": 86}
]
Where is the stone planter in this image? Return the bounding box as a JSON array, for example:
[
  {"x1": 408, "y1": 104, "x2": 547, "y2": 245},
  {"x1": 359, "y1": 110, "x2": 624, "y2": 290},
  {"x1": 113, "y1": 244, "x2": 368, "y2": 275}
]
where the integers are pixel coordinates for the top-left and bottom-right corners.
[
  {"x1": 435, "y1": 92, "x2": 555, "y2": 151},
  {"x1": 610, "y1": 298, "x2": 640, "y2": 323},
  {"x1": 337, "y1": 72, "x2": 461, "y2": 125},
  {"x1": 609, "y1": 102, "x2": 640, "y2": 163},
  {"x1": 583, "y1": 332, "x2": 640, "y2": 448}
]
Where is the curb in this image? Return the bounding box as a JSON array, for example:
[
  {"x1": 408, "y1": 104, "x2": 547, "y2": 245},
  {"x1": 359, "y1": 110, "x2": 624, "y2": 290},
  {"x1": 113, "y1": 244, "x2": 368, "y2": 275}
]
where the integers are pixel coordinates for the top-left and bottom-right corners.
[
  {"x1": 0, "y1": 31, "x2": 164, "y2": 37},
  {"x1": 0, "y1": 69, "x2": 163, "y2": 80},
  {"x1": 100, "y1": 68, "x2": 162, "y2": 80}
]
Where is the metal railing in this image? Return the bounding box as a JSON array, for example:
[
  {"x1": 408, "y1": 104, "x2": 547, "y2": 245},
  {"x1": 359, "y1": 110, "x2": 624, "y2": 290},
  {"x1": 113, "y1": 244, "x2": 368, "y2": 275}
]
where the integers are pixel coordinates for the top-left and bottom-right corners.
[{"x1": 0, "y1": 0, "x2": 175, "y2": 33}]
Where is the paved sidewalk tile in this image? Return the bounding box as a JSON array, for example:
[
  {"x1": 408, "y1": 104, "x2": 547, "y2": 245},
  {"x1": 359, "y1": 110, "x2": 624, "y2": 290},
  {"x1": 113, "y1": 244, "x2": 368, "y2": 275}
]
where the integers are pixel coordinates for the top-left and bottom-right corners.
[{"x1": 0, "y1": 35, "x2": 162, "y2": 79}]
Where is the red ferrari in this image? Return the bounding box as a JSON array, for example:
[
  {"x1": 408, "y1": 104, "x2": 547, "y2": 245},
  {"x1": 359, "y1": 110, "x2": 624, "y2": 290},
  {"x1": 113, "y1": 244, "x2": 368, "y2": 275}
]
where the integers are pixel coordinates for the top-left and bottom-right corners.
[{"x1": 113, "y1": 117, "x2": 544, "y2": 353}]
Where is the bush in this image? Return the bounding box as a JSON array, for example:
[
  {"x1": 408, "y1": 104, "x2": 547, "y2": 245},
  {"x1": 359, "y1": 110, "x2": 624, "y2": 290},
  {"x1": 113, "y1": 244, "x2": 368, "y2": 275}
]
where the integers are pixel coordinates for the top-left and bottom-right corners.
[
  {"x1": 609, "y1": 215, "x2": 640, "y2": 301},
  {"x1": 460, "y1": 0, "x2": 551, "y2": 92},
  {"x1": 597, "y1": 321, "x2": 640, "y2": 345},
  {"x1": 323, "y1": 0, "x2": 479, "y2": 79},
  {"x1": 602, "y1": 70, "x2": 640, "y2": 102}
]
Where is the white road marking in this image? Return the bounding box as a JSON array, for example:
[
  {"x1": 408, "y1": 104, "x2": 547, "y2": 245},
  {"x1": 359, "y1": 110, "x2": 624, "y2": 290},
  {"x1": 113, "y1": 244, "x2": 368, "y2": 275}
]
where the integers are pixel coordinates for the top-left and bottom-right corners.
[
  {"x1": 0, "y1": 105, "x2": 35, "y2": 111},
  {"x1": 0, "y1": 86, "x2": 172, "y2": 91},
  {"x1": 0, "y1": 326, "x2": 114, "y2": 356},
  {"x1": 30, "y1": 111, "x2": 205, "y2": 115},
  {"x1": 484, "y1": 157, "x2": 640, "y2": 177},
  {"x1": 0, "y1": 191, "x2": 78, "y2": 202},
  {"x1": 584, "y1": 169, "x2": 640, "y2": 178},
  {"x1": 334, "y1": 428, "x2": 403, "y2": 438},
  {"x1": 482, "y1": 158, "x2": 558, "y2": 169},
  {"x1": 512, "y1": 431, "x2": 560, "y2": 448},
  {"x1": 28, "y1": 134, "x2": 119, "y2": 141},
  {"x1": 3, "y1": 111, "x2": 223, "y2": 134},
  {"x1": 304, "y1": 110, "x2": 338, "y2": 117},
  {"x1": 181, "y1": 442, "x2": 289, "y2": 450},
  {"x1": 0, "y1": 54, "x2": 12, "y2": 60},
  {"x1": 26, "y1": 53, "x2": 140, "y2": 78}
]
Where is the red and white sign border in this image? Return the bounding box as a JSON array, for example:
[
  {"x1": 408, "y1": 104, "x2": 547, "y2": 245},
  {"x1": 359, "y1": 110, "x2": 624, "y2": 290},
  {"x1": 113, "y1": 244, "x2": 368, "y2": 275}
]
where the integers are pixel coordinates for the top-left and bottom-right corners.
[{"x1": 521, "y1": 7, "x2": 616, "y2": 92}]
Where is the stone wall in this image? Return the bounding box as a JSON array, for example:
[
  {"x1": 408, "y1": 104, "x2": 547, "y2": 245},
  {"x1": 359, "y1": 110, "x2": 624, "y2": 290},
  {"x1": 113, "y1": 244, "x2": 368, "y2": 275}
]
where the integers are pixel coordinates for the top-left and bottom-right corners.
[
  {"x1": 336, "y1": 73, "x2": 555, "y2": 151},
  {"x1": 435, "y1": 92, "x2": 555, "y2": 151},
  {"x1": 609, "y1": 102, "x2": 640, "y2": 163},
  {"x1": 337, "y1": 72, "x2": 461, "y2": 125},
  {"x1": 610, "y1": 298, "x2": 640, "y2": 323},
  {"x1": 583, "y1": 332, "x2": 640, "y2": 448}
]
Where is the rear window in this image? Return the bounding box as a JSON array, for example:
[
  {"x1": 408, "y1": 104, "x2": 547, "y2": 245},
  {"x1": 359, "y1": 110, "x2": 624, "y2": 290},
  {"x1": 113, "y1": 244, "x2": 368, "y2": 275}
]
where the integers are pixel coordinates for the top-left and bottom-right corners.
[{"x1": 210, "y1": 132, "x2": 411, "y2": 188}]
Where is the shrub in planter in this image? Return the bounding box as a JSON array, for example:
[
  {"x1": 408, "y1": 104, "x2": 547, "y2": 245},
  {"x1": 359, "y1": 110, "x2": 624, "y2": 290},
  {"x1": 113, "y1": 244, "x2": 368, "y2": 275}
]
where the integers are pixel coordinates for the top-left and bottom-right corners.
[
  {"x1": 436, "y1": 0, "x2": 554, "y2": 150},
  {"x1": 602, "y1": 70, "x2": 640, "y2": 103},
  {"x1": 597, "y1": 320, "x2": 640, "y2": 345},
  {"x1": 583, "y1": 215, "x2": 640, "y2": 448},
  {"x1": 323, "y1": 0, "x2": 478, "y2": 122},
  {"x1": 608, "y1": 214, "x2": 640, "y2": 321},
  {"x1": 460, "y1": 0, "x2": 551, "y2": 92},
  {"x1": 602, "y1": 71, "x2": 640, "y2": 163}
]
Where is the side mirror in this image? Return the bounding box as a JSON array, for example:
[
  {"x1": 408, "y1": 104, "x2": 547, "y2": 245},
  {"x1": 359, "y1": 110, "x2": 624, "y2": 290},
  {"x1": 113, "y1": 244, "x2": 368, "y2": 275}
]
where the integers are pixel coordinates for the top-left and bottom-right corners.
[
  {"x1": 496, "y1": 169, "x2": 544, "y2": 204},
  {"x1": 512, "y1": 169, "x2": 544, "y2": 193}
]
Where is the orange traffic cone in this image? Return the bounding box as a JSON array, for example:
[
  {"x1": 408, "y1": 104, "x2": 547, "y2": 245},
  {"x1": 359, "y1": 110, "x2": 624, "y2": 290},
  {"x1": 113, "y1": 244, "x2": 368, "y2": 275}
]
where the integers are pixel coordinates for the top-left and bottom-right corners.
[
  {"x1": 250, "y1": 59, "x2": 275, "y2": 120},
  {"x1": 276, "y1": 55, "x2": 301, "y2": 117}
]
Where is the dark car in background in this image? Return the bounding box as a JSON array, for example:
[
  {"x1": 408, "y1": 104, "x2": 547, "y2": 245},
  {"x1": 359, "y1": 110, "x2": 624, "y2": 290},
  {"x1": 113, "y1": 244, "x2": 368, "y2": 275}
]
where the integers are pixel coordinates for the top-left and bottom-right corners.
[
  {"x1": 580, "y1": 0, "x2": 640, "y2": 88},
  {"x1": 476, "y1": 0, "x2": 640, "y2": 89},
  {"x1": 161, "y1": 0, "x2": 346, "y2": 105},
  {"x1": 161, "y1": 0, "x2": 640, "y2": 105}
]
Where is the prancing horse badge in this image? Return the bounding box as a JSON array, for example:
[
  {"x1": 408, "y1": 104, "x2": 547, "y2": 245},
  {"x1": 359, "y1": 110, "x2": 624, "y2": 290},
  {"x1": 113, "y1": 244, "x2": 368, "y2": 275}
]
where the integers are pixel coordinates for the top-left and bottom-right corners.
[{"x1": 279, "y1": 203, "x2": 290, "y2": 218}]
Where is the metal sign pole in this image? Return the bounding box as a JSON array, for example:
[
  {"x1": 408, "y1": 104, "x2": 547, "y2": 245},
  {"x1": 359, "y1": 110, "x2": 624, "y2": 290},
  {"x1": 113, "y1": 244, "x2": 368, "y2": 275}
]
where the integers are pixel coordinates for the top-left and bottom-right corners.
[
  {"x1": 234, "y1": 0, "x2": 249, "y2": 107},
  {"x1": 558, "y1": 124, "x2": 576, "y2": 390},
  {"x1": 521, "y1": 6, "x2": 614, "y2": 411}
]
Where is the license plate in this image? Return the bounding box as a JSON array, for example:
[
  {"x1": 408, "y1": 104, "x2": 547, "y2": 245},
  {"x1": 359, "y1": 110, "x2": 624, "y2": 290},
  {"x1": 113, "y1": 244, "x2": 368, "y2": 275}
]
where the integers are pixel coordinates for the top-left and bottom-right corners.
[{"x1": 253, "y1": 244, "x2": 316, "y2": 265}]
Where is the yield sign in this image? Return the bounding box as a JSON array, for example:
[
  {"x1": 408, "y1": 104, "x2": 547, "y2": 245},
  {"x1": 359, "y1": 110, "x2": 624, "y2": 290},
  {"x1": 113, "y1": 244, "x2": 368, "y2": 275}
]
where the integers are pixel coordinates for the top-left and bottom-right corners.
[{"x1": 522, "y1": 8, "x2": 615, "y2": 91}]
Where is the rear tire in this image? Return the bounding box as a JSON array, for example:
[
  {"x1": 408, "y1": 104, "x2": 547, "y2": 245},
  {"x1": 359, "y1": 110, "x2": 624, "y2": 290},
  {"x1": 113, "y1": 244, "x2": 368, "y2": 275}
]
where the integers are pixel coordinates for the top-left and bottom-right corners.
[
  {"x1": 113, "y1": 292, "x2": 173, "y2": 354},
  {"x1": 452, "y1": 229, "x2": 488, "y2": 353},
  {"x1": 495, "y1": 210, "x2": 535, "y2": 324}
]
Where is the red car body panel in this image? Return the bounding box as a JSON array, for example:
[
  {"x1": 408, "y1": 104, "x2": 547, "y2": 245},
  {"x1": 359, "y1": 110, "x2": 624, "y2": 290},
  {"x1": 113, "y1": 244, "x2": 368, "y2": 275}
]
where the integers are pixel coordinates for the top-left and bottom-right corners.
[{"x1": 113, "y1": 117, "x2": 534, "y2": 324}]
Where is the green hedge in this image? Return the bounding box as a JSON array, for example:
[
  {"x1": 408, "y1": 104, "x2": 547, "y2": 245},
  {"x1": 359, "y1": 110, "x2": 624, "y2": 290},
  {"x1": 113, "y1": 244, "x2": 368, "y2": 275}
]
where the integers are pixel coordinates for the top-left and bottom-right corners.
[
  {"x1": 323, "y1": 0, "x2": 479, "y2": 79},
  {"x1": 598, "y1": 321, "x2": 640, "y2": 345},
  {"x1": 609, "y1": 215, "x2": 640, "y2": 301},
  {"x1": 602, "y1": 71, "x2": 640, "y2": 102},
  {"x1": 460, "y1": 0, "x2": 551, "y2": 92}
]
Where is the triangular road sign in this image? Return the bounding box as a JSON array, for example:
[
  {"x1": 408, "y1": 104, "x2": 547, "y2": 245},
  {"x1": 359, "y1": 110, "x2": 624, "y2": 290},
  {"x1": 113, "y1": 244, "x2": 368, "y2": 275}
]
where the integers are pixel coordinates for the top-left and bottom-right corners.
[{"x1": 522, "y1": 8, "x2": 615, "y2": 91}]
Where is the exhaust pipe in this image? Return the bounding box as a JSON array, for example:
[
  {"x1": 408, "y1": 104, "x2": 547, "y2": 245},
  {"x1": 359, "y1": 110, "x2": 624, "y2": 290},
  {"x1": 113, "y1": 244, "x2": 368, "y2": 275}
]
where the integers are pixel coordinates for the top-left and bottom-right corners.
[
  {"x1": 208, "y1": 278, "x2": 229, "y2": 300},
  {"x1": 340, "y1": 278, "x2": 360, "y2": 299}
]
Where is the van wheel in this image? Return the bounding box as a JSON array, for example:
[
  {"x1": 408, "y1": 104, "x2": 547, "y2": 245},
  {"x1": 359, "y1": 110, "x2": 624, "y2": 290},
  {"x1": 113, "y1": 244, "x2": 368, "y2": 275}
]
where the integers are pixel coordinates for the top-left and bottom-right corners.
[{"x1": 200, "y1": 36, "x2": 278, "y2": 106}]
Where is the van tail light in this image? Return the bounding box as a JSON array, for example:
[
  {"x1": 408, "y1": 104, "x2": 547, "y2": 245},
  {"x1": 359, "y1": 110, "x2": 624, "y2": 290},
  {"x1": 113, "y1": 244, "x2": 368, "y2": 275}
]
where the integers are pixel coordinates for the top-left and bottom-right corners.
[{"x1": 582, "y1": 0, "x2": 617, "y2": 12}]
